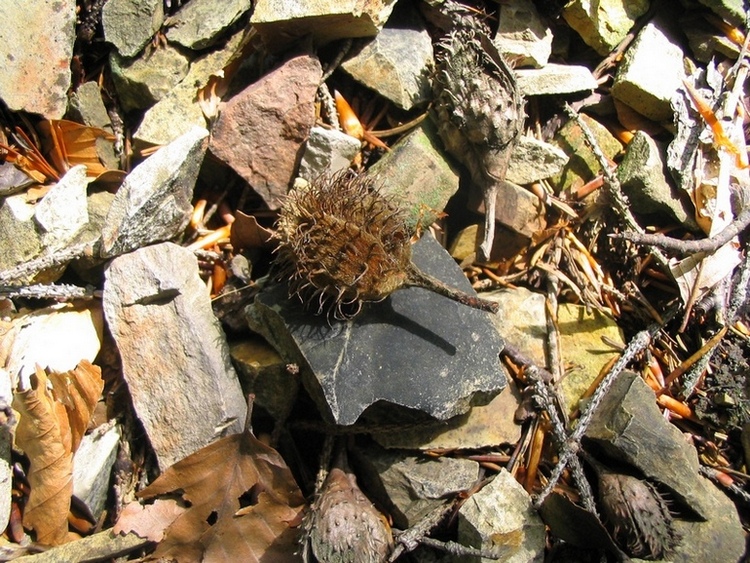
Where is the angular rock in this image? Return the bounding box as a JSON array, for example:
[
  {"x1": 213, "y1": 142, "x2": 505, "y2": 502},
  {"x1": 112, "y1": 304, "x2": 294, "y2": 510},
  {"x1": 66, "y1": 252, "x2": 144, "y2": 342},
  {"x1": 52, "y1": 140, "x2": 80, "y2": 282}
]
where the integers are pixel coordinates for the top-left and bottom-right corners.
[
  {"x1": 515, "y1": 64, "x2": 598, "y2": 96},
  {"x1": 229, "y1": 338, "x2": 299, "y2": 421},
  {"x1": 133, "y1": 28, "x2": 244, "y2": 146},
  {"x1": 585, "y1": 372, "x2": 745, "y2": 562},
  {"x1": 617, "y1": 130, "x2": 696, "y2": 228},
  {"x1": 563, "y1": 0, "x2": 650, "y2": 56},
  {"x1": 101, "y1": 126, "x2": 208, "y2": 258},
  {"x1": 102, "y1": 0, "x2": 164, "y2": 58},
  {"x1": 251, "y1": 0, "x2": 398, "y2": 51},
  {"x1": 611, "y1": 22, "x2": 686, "y2": 122},
  {"x1": 495, "y1": 0, "x2": 553, "y2": 68},
  {"x1": 372, "y1": 383, "x2": 522, "y2": 451},
  {"x1": 73, "y1": 422, "x2": 121, "y2": 520},
  {"x1": 67, "y1": 83, "x2": 119, "y2": 171},
  {"x1": 210, "y1": 54, "x2": 322, "y2": 210},
  {"x1": 0, "y1": 162, "x2": 35, "y2": 197},
  {"x1": 369, "y1": 120, "x2": 460, "y2": 229},
  {"x1": 110, "y1": 45, "x2": 190, "y2": 112},
  {"x1": 698, "y1": 0, "x2": 747, "y2": 25},
  {"x1": 682, "y1": 12, "x2": 742, "y2": 63},
  {"x1": 355, "y1": 444, "x2": 480, "y2": 528},
  {"x1": 297, "y1": 126, "x2": 361, "y2": 181},
  {"x1": 165, "y1": 0, "x2": 253, "y2": 50},
  {"x1": 508, "y1": 136, "x2": 569, "y2": 185},
  {"x1": 103, "y1": 242, "x2": 247, "y2": 470},
  {"x1": 34, "y1": 165, "x2": 89, "y2": 251},
  {"x1": 246, "y1": 233, "x2": 505, "y2": 426},
  {"x1": 0, "y1": 0, "x2": 76, "y2": 118},
  {"x1": 554, "y1": 113, "x2": 622, "y2": 193},
  {"x1": 484, "y1": 287, "x2": 546, "y2": 366},
  {"x1": 0, "y1": 194, "x2": 42, "y2": 275},
  {"x1": 468, "y1": 180, "x2": 545, "y2": 239},
  {"x1": 556, "y1": 303, "x2": 624, "y2": 416},
  {"x1": 458, "y1": 469, "x2": 546, "y2": 563},
  {"x1": 340, "y1": 2, "x2": 432, "y2": 110},
  {"x1": 448, "y1": 223, "x2": 530, "y2": 265}
]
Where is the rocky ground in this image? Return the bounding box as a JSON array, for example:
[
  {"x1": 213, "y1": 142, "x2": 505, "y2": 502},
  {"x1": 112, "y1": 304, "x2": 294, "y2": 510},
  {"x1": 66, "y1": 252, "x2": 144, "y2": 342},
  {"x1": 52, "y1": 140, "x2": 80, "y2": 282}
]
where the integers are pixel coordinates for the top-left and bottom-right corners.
[{"x1": 0, "y1": 0, "x2": 749, "y2": 561}]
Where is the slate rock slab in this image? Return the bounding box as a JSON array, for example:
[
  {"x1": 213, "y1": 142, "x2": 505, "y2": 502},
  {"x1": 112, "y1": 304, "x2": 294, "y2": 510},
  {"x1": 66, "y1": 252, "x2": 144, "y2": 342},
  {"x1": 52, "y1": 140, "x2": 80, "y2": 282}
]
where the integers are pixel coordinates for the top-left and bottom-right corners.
[
  {"x1": 103, "y1": 242, "x2": 247, "y2": 470},
  {"x1": 247, "y1": 233, "x2": 505, "y2": 425},
  {"x1": 101, "y1": 126, "x2": 208, "y2": 258}
]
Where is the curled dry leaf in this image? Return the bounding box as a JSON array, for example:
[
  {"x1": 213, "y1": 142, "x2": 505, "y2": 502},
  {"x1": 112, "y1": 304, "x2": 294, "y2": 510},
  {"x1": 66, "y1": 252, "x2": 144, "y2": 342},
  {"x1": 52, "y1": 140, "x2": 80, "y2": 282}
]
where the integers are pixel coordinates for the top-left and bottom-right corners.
[
  {"x1": 12, "y1": 361, "x2": 103, "y2": 546},
  {"x1": 121, "y1": 426, "x2": 305, "y2": 562}
]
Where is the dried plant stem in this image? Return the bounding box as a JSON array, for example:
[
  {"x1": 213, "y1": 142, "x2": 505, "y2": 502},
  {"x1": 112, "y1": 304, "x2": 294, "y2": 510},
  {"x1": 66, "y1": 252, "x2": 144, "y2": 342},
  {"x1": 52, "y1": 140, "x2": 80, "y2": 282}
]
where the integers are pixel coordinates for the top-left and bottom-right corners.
[
  {"x1": 533, "y1": 319, "x2": 669, "y2": 509},
  {"x1": 613, "y1": 204, "x2": 750, "y2": 255},
  {"x1": 389, "y1": 497, "x2": 462, "y2": 561},
  {"x1": 0, "y1": 243, "x2": 92, "y2": 284},
  {"x1": 419, "y1": 537, "x2": 501, "y2": 559},
  {"x1": 561, "y1": 103, "x2": 670, "y2": 271},
  {"x1": 0, "y1": 283, "x2": 99, "y2": 301},
  {"x1": 405, "y1": 265, "x2": 498, "y2": 314}
]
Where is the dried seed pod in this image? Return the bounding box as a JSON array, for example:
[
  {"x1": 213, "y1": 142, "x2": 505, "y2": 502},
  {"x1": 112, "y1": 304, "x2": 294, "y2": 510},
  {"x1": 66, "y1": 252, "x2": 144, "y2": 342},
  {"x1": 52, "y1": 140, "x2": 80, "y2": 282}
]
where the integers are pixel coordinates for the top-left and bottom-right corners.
[
  {"x1": 597, "y1": 470, "x2": 679, "y2": 559},
  {"x1": 274, "y1": 171, "x2": 498, "y2": 319},
  {"x1": 432, "y1": 4, "x2": 525, "y2": 261}
]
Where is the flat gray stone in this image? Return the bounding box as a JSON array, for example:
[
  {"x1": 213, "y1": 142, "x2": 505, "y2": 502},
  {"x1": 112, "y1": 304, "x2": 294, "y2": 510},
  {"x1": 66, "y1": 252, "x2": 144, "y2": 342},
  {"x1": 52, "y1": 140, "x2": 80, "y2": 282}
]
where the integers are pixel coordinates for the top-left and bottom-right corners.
[
  {"x1": 369, "y1": 120, "x2": 460, "y2": 229},
  {"x1": 101, "y1": 126, "x2": 208, "y2": 258},
  {"x1": 508, "y1": 136, "x2": 569, "y2": 185},
  {"x1": 0, "y1": 0, "x2": 76, "y2": 118},
  {"x1": 110, "y1": 45, "x2": 190, "y2": 112},
  {"x1": 495, "y1": 0, "x2": 553, "y2": 68},
  {"x1": 102, "y1": 0, "x2": 164, "y2": 58},
  {"x1": 340, "y1": 2, "x2": 432, "y2": 110},
  {"x1": 0, "y1": 194, "x2": 42, "y2": 276},
  {"x1": 468, "y1": 179, "x2": 545, "y2": 239},
  {"x1": 612, "y1": 22, "x2": 686, "y2": 122},
  {"x1": 458, "y1": 469, "x2": 546, "y2": 563},
  {"x1": 34, "y1": 165, "x2": 89, "y2": 251},
  {"x1": 73, "y1": 423, "x2": 121, "y2": 520},
  {"x1": 247, "y1": 233, "x2": 505, "y2": 426},
  {"x1": 166, "y1": 0, "x2": 252, "y2": 50},
  {"x1": 563, "y1": 0, "x2": 650, "y2": 56},
  {"x1": 516, "y1": 64, "x2": 598, "y2": 96},
  {"x1": 586, "y1": 371, "x2": 713, "y2": 519},
  {"x1": 617, "y1": 130, "x2": 697, "y2": 229},
  {"x1": 133, "y1": 27, "x2": 244, "y2": 146},
  {"x1": 251, "y1": 0, "x2": 398, "y2": 50},
  {"x1": 103, "y1": 242, "x2": 247, "y2": 470},
  {"x1": 355, "y1": 444, "x2": 480, "y2": 528},
  {"x1": 298, "y1": 126, "x2": 361, "y2": 181}
]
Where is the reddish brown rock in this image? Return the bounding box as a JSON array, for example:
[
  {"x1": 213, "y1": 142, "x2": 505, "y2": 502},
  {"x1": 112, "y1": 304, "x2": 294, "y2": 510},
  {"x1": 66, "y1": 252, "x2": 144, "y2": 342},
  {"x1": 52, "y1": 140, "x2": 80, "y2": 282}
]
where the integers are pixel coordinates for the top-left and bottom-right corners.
[{"x1": 209, "y1": 55, "x2": 322, "y2": 209}]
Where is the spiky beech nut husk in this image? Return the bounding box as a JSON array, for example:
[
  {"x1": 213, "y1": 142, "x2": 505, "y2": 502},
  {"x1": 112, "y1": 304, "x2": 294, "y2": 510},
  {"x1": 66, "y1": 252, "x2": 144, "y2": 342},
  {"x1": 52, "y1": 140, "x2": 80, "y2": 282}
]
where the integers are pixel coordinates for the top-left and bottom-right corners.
[
  {"x1": 432, "y1": 7, "x2": 524, "y2": 262},
  {"x1": 598, "y1": 471, "x2": 679, "y2": 559},
  {"x1": 274, "y1": 171, "x2": 499, "y2": 319}
]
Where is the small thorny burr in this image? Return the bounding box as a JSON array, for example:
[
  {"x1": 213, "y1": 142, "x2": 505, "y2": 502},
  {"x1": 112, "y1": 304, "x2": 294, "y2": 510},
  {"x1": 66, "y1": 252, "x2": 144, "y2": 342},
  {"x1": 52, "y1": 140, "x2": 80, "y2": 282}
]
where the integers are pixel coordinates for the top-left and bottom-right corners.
[{"x1": 432, "y1": 1, "x2": 525, "y2": 262}]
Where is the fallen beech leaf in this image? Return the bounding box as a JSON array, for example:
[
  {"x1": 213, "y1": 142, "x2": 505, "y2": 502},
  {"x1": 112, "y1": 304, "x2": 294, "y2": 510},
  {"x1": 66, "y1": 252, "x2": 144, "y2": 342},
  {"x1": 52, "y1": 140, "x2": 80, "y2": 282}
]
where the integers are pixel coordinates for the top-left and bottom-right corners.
[
  {"x1": 230, "y1": 211, "x2": 275, "y2": 252},
  {"x1": 37, "y1": 119, "x2": 115, "y2": 178},
  {"x1": 48, "y1": 360, "x2": 104, "y2": 453},
  {"x1": 114, "y1": 499, "x2": 186, "y2": 543},
  {"x1": 133, "y1": 422, "x2": 305, "y2": 562},
  {"x1": 13, "y1": 366, "x2": 73, "y2": 546}
]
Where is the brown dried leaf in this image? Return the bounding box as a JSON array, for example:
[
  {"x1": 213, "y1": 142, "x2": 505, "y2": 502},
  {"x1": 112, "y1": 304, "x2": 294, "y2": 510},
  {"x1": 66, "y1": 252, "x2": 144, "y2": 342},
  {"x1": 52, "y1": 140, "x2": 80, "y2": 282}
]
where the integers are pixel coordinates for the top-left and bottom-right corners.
[
  {"x1": 13, "y1": 366, "x2": 73, "y2": 546},
  {"x1": 131, "y1": 427, "x2": 305, "y2": 562},
  {"x1": 48, "y1": 360, "x2": 104, "y2": 453},
  {"x1": 37, "y1": 119, "x2": 115, "y2": 177},
  {"x1": 114, "y1": 499, "x2": 186, "y2": 543},
  {"x1": 230, "y1": 211, "x2": 275, "y2": 252}
]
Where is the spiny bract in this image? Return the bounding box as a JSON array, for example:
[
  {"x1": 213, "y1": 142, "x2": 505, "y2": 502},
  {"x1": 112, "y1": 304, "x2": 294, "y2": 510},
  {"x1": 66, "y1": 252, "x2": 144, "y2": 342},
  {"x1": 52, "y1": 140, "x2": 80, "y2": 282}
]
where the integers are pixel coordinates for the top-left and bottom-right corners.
[{"x1": 274, "y1": 172, "x2": 413, "y2": 319}]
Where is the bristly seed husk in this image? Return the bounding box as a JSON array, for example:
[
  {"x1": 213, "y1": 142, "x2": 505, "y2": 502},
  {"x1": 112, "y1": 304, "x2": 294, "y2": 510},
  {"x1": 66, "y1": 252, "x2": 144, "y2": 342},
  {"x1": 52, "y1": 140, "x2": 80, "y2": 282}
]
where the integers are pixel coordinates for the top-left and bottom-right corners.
[{"x1": 273, "y1": 171, "x2": 499, "y2": 320}]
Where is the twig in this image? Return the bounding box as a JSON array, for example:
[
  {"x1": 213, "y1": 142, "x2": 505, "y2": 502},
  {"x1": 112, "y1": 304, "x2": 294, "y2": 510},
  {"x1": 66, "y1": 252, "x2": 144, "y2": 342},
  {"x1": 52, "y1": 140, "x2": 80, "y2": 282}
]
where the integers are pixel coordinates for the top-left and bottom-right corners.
[
  {"x1": 418, "y1": 536, "x2": 501, "y2": 559},
  {"x1": 533, "y1": 321, "x2": 667, "y2": 508},
  {"x1": 611, "y1": 204, "x2": 750, "y2": 256},
  {"x1": 0, "y1": 243, "x2": 93, "y2": 285},
  {"x1": 388, "y1": 497, "x2": 463, "y2": 561},
  {"x1": 0, "y1": 283, "x2": 100, "y2": 301},
  {"x1": 561, "y1": 103, "x2": 670, "y2": 271}
]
